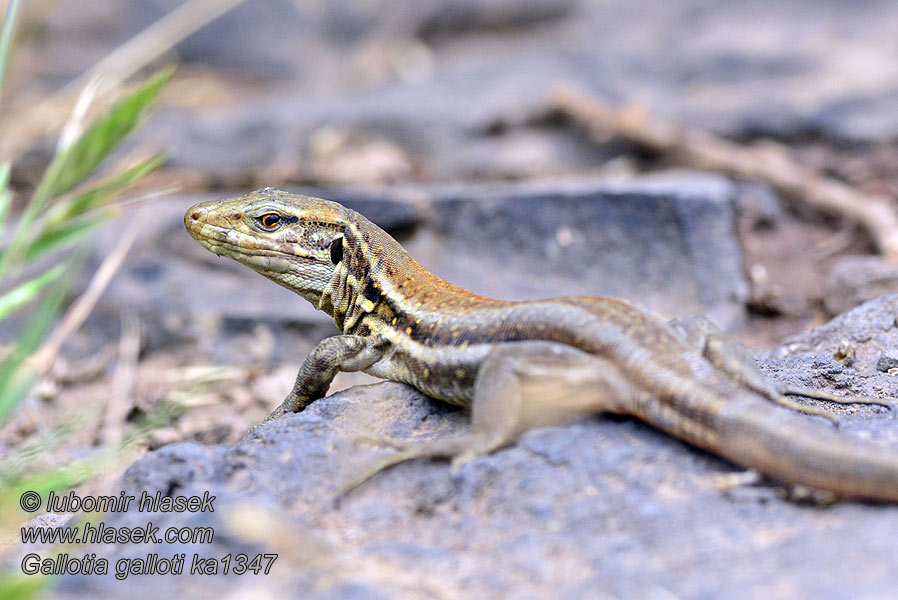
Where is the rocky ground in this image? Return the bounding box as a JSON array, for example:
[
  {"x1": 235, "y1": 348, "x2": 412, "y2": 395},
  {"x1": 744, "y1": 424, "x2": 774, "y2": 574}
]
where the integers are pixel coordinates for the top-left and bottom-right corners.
[{"x1": 5, "y1": 0, "x2": 898, "y2": 598}]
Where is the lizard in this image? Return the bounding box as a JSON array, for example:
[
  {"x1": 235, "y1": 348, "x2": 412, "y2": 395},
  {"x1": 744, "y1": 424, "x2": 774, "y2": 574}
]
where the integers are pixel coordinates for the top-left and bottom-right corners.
[{"x1": 185, "y1": 187, "x2": 898, "y2": 502}]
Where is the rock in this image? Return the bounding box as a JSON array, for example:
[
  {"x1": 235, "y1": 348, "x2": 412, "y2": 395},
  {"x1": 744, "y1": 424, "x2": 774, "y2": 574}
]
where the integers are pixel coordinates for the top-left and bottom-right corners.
[
  {"x1": 824, "y1": 255, "x2": 898, "y2": 317},
  {"x1": 414, "y1": 0, "x2": 572, "y2": 38},
  {"x1": 118, "y1": 441, "x2": 229, "y2": 494},
  {"x1": 412, "y1": 172, "x2": 749, "y2": 329},
  {"x1": 877, "y1": 351, "x2": 898, "y2": 373},
  {"x1": 773, "y1": 293, "x2": 898, "y2": 372},
  {"x1": 292, "y1": 187, "x2": 422, "y2": 234}
]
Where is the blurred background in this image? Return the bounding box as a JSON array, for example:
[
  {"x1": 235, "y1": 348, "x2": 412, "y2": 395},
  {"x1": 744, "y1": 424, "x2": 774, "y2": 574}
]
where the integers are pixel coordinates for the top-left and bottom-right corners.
[{"x1": 3, "y1": 1, "x2": 898, "y2": 597}]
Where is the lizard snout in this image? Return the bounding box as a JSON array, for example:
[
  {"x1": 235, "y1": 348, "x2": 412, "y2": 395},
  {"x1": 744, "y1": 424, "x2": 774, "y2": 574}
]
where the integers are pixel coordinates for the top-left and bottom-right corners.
[{"x1": 184, "y1": 202, "x2": 214, "y2": 241}]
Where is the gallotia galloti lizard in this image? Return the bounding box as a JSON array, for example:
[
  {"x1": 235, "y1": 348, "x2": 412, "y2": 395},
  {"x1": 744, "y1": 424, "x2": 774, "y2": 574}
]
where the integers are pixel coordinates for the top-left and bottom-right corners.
[{"x1": 185, "y1": 188, "x2": 898, "y2": 501}]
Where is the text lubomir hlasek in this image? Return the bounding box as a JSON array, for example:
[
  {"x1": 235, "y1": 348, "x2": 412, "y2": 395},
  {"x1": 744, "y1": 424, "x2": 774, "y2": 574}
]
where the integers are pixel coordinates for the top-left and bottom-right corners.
[{"x1": 45, "y1": 490, "x2": 215, "y2": 513}]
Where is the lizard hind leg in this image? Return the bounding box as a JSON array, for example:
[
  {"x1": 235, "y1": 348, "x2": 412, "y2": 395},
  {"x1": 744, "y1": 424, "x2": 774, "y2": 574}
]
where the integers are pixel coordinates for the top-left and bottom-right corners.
[
  {"x1": 345, "y1": 341, "x2": 630, "y2": 493},
  {"x1": 667, "y1": 315, "x2": 785, "y2": 399},
  {"x1": 667, "y1": 315, "x2": 894, "y2": 421}
]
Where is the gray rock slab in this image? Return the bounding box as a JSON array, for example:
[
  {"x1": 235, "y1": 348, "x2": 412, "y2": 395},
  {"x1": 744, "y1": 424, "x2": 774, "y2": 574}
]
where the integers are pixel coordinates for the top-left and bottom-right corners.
[
  {"x1": 35, "y1": 295, "x2": 898, "y2": 599},
  {"x1": 402, "y1": 173, "x2": 748, "y2": 329}
]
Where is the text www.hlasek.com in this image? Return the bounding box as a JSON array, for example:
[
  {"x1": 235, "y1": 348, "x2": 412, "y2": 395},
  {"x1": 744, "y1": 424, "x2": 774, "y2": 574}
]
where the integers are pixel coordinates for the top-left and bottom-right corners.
[{"x1": 21, "y1": 521, "x2": 214, "y2": 545}]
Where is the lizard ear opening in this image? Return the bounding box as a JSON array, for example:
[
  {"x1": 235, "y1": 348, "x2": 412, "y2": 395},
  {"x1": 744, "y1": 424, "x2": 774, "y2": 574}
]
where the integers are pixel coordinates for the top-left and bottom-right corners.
[{"x1": 327, "y1": 235, "x2": 344, "y2": 265}]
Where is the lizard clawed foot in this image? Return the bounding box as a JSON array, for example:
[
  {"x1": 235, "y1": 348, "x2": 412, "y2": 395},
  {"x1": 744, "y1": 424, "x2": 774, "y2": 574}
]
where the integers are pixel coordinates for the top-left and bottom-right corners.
[
  {"x1": 341, "y1": 432, "x2": 457, "y2": 495},
  {"x1": 354, "y1": 432, "x2": 419, "y2": 451},
  {"x1": 783, "y1": 386, "x2": 896, "y2": 418},
  {"x1": 770, "y1": 395, "x2": 840, "y2": 425},
  {"x1": 263, "y1": 405, "x2": 289, "y2": 423},
  {"x1": 260, "y1": 392, "x2": 315, "y2": 425},
  {"x1": 779, "y1": 484, "x2": 841, "y2": 506},
  {"x1": 449, "y1": 448, "x2": 488, "y2": 475},
  {"x1": 339, "y1": 447, "x2": 433, "y2": 495},
  {"x1": 342, "y1": 432, "x2": 498, "y2": 494},
  {"x1": 714, "y1": 470, "x2": 842, "y2": 506},
  {"x1": 247, "y1": 405, "x2": 290, "y2": 435},
  {"x1": 714, "y1": 469, "x2": 763, "y2": 492}
]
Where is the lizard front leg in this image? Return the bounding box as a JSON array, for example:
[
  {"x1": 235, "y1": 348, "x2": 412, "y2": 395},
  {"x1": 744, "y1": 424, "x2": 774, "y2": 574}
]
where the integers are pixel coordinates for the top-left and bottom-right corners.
[
  {"x1": 346, "y1": 341, "x2": 634, "y2": 490},
  {"x1": 266, "y1": 335, "x2": 385, "y2": 421}
]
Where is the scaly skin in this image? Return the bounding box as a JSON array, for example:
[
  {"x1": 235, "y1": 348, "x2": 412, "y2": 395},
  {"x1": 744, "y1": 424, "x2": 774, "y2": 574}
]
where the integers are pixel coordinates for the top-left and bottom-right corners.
[{"x1": 185, "y1": 188, "x2": 898, "y2": 501}]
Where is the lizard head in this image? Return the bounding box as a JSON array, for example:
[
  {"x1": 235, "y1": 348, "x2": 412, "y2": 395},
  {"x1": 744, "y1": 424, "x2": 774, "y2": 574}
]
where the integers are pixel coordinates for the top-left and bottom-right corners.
[{"x1": 185, "y1": 188, "x2": 350, "y2": 305}]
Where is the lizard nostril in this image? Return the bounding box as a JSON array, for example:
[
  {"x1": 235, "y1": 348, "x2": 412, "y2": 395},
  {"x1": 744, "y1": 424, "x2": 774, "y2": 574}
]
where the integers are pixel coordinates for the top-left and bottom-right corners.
[{"x1": 190, "y1": 212, "x2": 201, "y2": 221}]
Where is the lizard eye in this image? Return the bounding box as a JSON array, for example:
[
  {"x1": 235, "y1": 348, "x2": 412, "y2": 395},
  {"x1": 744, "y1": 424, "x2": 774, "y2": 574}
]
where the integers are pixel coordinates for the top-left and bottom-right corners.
[
  {"x1": 258, "y1": 213, "x2": 280, "y2": 230},
  {"x1": 327, "y1": 235, "x2": 343, "y2": 265}
]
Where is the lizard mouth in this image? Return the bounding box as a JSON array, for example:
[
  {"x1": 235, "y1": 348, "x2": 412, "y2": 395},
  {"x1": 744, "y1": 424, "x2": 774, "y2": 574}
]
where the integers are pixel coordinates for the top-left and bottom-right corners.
[
  {"x1": 184, "y1": 203, "x2": 314, "y2": 277},
  {"x1": 189, "y1": 221, "x2": 296, "y2": 264}
]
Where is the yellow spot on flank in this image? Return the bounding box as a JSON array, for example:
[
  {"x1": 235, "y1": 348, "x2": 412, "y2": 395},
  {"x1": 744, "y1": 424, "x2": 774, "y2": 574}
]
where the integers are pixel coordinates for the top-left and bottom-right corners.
[
  {"x1": 460, "y1": 341, "x2": 469, "y2": 350},
  {"x1": 423, "y1": 368, "x2": 430, "y2": 377},
  {"x1": 406, "y1": 327, "x2": 413, "y2": 335},
  {"x1": 455, "y1": 369, "x2": 466, "y2": 379},
  {"x1": 392, "y1": 317, "x2": 398, "y2": 325}
]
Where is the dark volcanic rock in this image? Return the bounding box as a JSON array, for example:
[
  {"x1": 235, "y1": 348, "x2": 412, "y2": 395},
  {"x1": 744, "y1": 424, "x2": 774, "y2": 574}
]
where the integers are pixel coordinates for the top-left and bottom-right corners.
[
  {"x1": 773, "y1": 293, "x2": 898, "y2": 372},
  {"x1": 34, "y1": 295, "x2": 898, "y2": 599},
  {"x1": 877, "y1": 351, "x2": 898, "y2": 374},
  {"x1": 824, "y1": 255, "x2": 898, "y2": 317}
]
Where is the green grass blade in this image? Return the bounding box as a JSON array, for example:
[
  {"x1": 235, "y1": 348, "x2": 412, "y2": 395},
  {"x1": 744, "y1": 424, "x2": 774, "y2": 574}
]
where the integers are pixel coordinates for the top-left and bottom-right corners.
[
  {"x1": 0, "y1": 573, "x2": 47, "y2": 600},
  {"x1": 0, "y1": 0, "x2": 21, "y2": 106},
  {"x1": 0, "y1": 370, "x2": 33, "y2": 427},
  {"x1": 0, "y1": 263, "x2": 72, "y2": 422},
  {"x1": 44, "y1": 151, "x2": 167, "y2": 227},
  {"x1": 5, "y1": 465, "x2": 94, "y2": 508},
  {"x1": 0, "y1": 68, "x2": 172, "y2": 279},
  {"x1": 22, "y1": 152, "x2": 166, "y2": 261},
  {"x1": 0, "y1": 264, "x2": 65, "y2": 321},
  {"x1": 0, "y1": 162, "x2": 11, "y2": 234},
  {"x1": 51, "y1": 67, "x2": 174, "y2": 197},
  {"x1": 24, "y1": 215, "x2": 104, "y2": 262}
]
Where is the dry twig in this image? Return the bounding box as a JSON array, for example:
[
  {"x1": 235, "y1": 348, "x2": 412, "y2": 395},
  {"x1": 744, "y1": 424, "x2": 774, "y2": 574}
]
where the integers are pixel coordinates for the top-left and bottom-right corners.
[
  {"x1": 549, "y1": 83, "x2": 898, "y2": 261},
  {"x1": 29, "y1": 221, "x2": 139, "y2": 376},
  {"x1": 100, "y1": 310, "x2": 140, "y2": 447}
]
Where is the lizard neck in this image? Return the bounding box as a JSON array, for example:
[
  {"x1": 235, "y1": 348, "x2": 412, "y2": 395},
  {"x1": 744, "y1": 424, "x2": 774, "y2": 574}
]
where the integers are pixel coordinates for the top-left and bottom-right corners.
[{"x1": 317, "y1": 216, "x2": 495, "y2": 334}]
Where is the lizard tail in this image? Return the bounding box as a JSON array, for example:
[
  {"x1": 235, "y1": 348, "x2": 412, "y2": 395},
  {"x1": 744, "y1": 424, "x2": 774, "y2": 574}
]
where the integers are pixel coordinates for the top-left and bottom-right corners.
[{"x1": 714, "y1": 394, "x2": 898, "y2": 502}]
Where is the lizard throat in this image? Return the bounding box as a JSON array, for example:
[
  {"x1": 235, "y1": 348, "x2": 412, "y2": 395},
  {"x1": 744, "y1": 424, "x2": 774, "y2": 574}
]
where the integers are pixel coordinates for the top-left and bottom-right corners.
[{"x1": 319, "y1": 259, "x2": 382, "y2": 333}]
